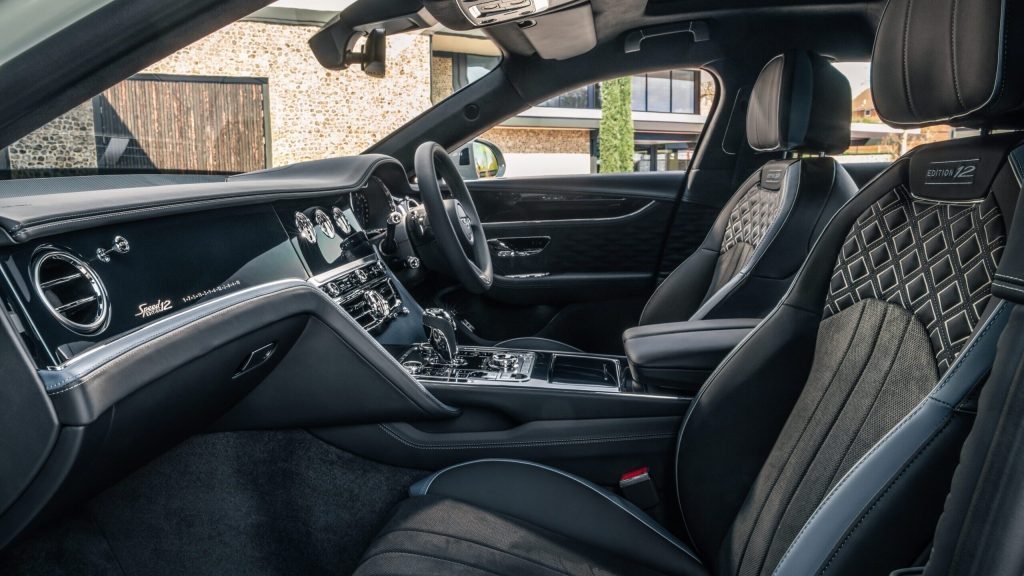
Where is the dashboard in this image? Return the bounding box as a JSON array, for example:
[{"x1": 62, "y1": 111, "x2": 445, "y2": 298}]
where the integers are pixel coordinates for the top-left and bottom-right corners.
[{"x1": 0, "y1": 156, "x2": 415, "y2": 369}]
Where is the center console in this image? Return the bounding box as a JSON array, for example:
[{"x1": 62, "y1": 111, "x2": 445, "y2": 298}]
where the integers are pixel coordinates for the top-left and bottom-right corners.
[
  {"x1": 396, "y1": 308, "x2": 649, "y2": 395},
  {"x1": 312, "y1": 258, "x2": 405, "y2": 332},
  {"x1": 398, "y1": 345, "x2": 630, "y2": 391}
]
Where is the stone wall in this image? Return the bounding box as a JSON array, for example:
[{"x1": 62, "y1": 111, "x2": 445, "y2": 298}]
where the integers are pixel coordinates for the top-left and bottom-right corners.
[
  {"x1": 431, "y1": 55, "x2": 455, "y2": 103},
  {"x1": 7, "y1": 101, "x2": 97, "y2": 175},
  {"x1": 481, "y1": 127, "x2": 590, "y2": 155},
  {"x1": 143, "y1": 21, "x2": 432, "y2": 166}
]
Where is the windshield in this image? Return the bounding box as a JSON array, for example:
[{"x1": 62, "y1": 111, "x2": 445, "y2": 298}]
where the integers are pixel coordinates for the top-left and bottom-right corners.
[{"x1": 0, "y1": 1, "x2": 500, "y2": 180}]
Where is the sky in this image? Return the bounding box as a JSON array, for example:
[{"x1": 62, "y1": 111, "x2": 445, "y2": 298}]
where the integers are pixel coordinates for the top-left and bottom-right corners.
[{"x1": 833, "y1": 62, "x2": 871, "y2": 95}]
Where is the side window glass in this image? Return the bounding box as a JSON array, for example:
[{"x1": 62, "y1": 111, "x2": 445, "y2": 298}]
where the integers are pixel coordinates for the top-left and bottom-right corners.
[
  {"x1": 834, "y1": 62, "x2": 962, "y2": 164},
  {"x1": 459, "y1": 69, "x2": 717, "y2": 178}
]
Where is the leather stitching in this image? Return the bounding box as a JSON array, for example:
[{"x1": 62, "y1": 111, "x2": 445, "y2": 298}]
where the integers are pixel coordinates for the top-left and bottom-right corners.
[
  {"x1": 377, "y1": 528, "x2": 575, "y2": 576},
  {"x1": 748, "y1": 303, "x2": 898, "y2": 576},
  {"x1": 359, "y1": 549, "x2": 506, "y2": 575},
  {"x1": 772, "y1": 302, "x2": 1006, "y2": 573},
  {"x1": 818, "y1": 416, "x2": 953, "y2": 574},
  {"x1": 951, "y1": 0, "x2": 965, "y2": 110},
  {"x1": 418, "y1": 459, "x2": 702, "y2": 563},
  {"x1": 733, "y1": 302, "x2": 869, "y2": 575},
  {"x1": 902, "y1": 0, "x2": 918, "y2": 119},
  {"x1": 379, "y1": 424, "x2": 674, "y2": 450}
]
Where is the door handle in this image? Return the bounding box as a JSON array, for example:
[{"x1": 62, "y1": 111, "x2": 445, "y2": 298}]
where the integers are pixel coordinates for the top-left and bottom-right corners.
[{"x1": 488, "y1": 237, "x2": 549, "y2": 257}]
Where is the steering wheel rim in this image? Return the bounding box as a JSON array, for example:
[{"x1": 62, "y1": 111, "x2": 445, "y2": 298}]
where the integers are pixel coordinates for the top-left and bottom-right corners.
[{"x1": 415, "y1": 141, "x2": 493, "y2": 293}]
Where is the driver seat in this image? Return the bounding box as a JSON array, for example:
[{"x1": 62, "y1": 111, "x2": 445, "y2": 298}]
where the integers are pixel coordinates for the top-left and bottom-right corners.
[{"x1": 499, "y1": 49, "x2": 857, "y2": 353}]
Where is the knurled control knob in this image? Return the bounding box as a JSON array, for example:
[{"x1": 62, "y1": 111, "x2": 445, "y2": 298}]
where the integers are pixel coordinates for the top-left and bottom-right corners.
[
  {"x1": 353, "y1": 269, "x2": 368, "y2": 284},
  {"x1": 324, "y1": 282, "x2": 341, "y2": 298}
]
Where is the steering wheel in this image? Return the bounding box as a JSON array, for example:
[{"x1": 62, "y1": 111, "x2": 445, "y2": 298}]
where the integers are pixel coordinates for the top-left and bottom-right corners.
[{"x1": 414, "y1": 141, "x2": 493, "y2": 293}]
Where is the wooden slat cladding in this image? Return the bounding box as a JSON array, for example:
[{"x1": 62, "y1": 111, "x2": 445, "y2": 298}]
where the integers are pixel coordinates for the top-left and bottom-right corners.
[{"x1": 95, "y1": 76, "x2": 268, "y2": 174}]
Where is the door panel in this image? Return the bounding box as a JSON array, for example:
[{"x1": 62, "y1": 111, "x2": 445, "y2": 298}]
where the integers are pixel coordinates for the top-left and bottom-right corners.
[
  {"x1": 440, "y1": 172, "x2": 717, "y2": 354},
  {"x1": 470, "y1": 172, "x2": 686, "y2": 299}
]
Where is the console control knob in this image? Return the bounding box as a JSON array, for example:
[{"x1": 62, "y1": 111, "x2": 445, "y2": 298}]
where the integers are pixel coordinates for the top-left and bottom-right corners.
[
  {"x1": 365, "y1": 289, "x2": 390, "y2": 320},
  {"x1": 405, "y1": 256, "x2": 421, "y2": 269},
  {"x1": 324, "y1": 282, "x2": 341, "y2": 298},
  {"x1": 353, "y1": 269, "x2": 368, "y2": 284},
  {"x1": 487, "y1": 353, "x2": 518, "y2": 371}
]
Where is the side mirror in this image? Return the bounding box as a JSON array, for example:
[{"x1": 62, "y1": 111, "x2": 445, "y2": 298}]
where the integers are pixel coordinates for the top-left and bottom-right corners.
[{"x1": 450, "y1": 139, "x2": 506, "y2": 181}]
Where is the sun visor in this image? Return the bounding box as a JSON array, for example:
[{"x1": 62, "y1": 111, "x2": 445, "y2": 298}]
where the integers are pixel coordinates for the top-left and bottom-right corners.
[{"x1": 521, "y1": 3, "x2": 596, "y2": 61}]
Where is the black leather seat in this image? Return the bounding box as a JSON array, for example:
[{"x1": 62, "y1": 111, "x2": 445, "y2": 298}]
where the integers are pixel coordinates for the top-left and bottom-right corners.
[
  {"x1": 499, "y1": 49, "x2": 858, "y2": 353},
  {"x1": 354, "y1": 1, "x2": 1024, "y2": 574},
  {"x1": 923, "y1": 222, "x2": 1024, "y2": 575}
]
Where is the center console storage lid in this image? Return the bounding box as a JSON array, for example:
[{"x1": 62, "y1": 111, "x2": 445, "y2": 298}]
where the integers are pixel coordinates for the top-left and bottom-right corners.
[{"x1": 623, "y1": 318, "x2": 761, "y2": 394}]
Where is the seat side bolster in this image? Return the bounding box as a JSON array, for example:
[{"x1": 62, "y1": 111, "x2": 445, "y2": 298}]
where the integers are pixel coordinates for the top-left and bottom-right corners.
[
  {"x1": 411, "y1": 458, "x2": 704, "y2": 576},
  {"x1": 771, "y1": 302, "x2": 1012, "y2": 575}
]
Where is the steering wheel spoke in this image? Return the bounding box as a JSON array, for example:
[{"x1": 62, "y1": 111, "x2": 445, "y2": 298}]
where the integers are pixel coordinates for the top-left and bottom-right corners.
[{"x1": 414, "y1": 142, "x2": 493, "y2": 293}]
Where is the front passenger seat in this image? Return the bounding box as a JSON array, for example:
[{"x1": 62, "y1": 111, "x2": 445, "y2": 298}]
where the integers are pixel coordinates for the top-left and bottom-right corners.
[
  {"x1": 500, "y1": 49, "x2": 857, "y2": 352},
  {"x1": 354, "y1": 0, "x2": 1023, "y2": 573}
]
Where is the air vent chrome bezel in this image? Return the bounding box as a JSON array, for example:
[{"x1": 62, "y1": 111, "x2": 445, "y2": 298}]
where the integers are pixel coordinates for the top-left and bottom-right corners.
[
  {"x1": 314, "y1": 209, "x2": 336, "y2": 239},
  {"x1": 32, "y1": 251, "x2": 110, "y2": 334},
  {"x1": 294, "y1": 212, "x2": 317, "y2": 244}
]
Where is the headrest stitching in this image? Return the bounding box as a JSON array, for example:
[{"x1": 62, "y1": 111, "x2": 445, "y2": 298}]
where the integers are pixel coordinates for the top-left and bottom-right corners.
[
  {"x1": 901, "y1": 0, "x2": 918, "y2": 119},
  {"x1": 951, "y1": 0, "x2": 965, "y2": 110}
]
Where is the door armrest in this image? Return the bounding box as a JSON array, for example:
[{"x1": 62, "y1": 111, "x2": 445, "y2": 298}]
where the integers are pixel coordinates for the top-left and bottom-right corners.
[{"x1": 623, "y1": 319, "x2": 761, "y2": 394}]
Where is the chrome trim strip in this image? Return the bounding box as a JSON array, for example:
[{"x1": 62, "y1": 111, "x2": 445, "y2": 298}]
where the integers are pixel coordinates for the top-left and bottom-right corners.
[
  {"x1": 307, "y1": 255, "x2": 379, "y2": 286},
  {"x1": 425, "y1": 381, "x2": 687, "y2": 400},
  {"x1": 53, "y1": 278, "x2": 304, "y2": 371},
  {"x1": 482, "y1": 200, "x2": 657, "y2": 227}
]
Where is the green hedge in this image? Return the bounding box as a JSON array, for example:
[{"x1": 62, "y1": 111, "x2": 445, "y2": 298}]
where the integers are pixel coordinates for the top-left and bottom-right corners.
[{"x1": 599, "y1": 77, "x2": 634, "y2": 173}]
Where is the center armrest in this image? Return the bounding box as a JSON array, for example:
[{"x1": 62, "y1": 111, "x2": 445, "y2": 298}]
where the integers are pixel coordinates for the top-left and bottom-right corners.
[{"x1": 622, "y1": 318, "x2": 761, "y2": 394}]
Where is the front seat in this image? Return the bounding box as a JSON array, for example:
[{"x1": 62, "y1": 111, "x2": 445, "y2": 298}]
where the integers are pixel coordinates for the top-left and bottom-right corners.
[
  {"x1": 353, "y1": 1, "x2": 1024, "y2": 574},
  {"x1": 499, "y1": 49, "x2": 857, "y2": 353},
  {"x1": 921, "y1": 217, "x2": 1024, "y2": 575}
]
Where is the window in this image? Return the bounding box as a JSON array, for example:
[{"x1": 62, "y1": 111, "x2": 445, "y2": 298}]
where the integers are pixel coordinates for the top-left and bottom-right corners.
[
  {"x1": 539, "y1": 85, "x2": 596, "y2": 109},
  {"x1": 834, "y1": 62, "x2": 960, "y2": 163},
  {"x1": 1, "y1": 9, "x2": 502, "y2": 179},
  {"x1": 473, "y1": 69, "x2": 716, "y2": 177},
  {"x1": 631, "y1": 70, "x2": 700, "y2": 114},
  {"x1": 430, "y1": 32, "x2": 502, "y2": 103}
]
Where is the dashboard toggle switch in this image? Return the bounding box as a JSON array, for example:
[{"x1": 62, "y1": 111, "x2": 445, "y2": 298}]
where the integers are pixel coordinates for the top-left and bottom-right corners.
[{"x1": 96, "y1": 235, "x2": 130, "y2": 263}]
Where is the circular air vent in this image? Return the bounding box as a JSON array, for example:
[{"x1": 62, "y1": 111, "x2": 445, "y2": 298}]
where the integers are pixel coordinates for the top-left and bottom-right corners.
[
  {"x1": 295, "y1": 212, "x2": 317, "y2": 244},
  {"x1": 33, "y1": 251, "x2": 109, "y2": 333}
]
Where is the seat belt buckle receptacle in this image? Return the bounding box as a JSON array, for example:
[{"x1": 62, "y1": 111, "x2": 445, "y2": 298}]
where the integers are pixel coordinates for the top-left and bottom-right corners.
[{"x1": 619, "y1": 467, "x2": 660, "y2": 510}]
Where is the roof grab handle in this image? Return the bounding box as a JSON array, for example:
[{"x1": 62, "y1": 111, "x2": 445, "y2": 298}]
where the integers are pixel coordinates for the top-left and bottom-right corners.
[{"x1": 624, "y1": 20, "x2": 709, "y2": 53}]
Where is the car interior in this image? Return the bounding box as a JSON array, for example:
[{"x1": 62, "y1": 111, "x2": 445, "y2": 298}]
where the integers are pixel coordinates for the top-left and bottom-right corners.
[{"x1": 0, "y1": 0, "x2": 1023, "y2": 574}]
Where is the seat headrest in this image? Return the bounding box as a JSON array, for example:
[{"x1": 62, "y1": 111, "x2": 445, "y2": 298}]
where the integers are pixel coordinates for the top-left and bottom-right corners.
[
  {"x1": 746, "y1": 50, "x2": 852, "y2": 155},
  {"x1": 871, "y1": 0, "x2": 1024, "y2": 128}
]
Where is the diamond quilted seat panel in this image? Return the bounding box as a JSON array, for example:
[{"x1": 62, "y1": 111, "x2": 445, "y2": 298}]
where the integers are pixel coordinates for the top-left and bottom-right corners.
[
  {"x1": 824, "y1": 184, "x2": 1006, "y2": 373},
  {"x1": 708, "y1": 184, "x2": 785, "y2": 293}
]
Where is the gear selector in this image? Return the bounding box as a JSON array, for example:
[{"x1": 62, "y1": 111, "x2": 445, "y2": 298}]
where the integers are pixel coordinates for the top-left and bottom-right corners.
[{"x1": 422, "y1": 308, "x2": 459, "y2": 364}]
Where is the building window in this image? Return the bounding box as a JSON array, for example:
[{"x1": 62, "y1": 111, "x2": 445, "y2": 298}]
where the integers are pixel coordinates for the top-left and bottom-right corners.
[
  {"x1": 452, "y1": 53, "x2": 501, "y2": 90},
  {"x1": 630, "y1": 69, "x2": 704, "y2": 113},
  {"x1": 631, "y1": 70, "x2": 700, "y2": 114},
  {"x1": 539, "y1": 85, "x2": 598, "y2": 109},
  {"x1": 539, "y1": 70, "x2": 701, "y2": 113}
]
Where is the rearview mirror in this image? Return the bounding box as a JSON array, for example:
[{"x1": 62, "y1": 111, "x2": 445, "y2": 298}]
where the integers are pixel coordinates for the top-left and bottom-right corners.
[
  {"x1": 356, "y1": 29, "x2": 386, "y2": 78},
  {"x1": 309, "y1": 24, "x2": 386, "y2": 78},
  {"x1": 451, "y1": 139, "x2": 506, "y2": 180}
]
